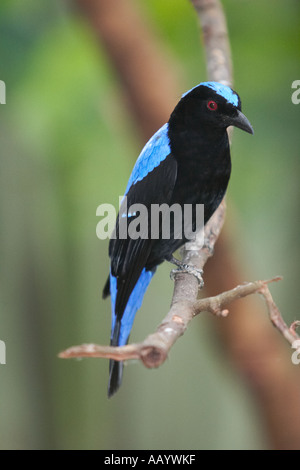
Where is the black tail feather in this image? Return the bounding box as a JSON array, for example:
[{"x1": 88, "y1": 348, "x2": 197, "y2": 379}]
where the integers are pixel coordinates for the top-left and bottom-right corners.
[
  {"x1": 103, "y1": 275, "x2": 110, "y2": 299},
  {"x1": 107, "y1": 319, "x2": 123, "y2": 398},
  {"x1": 108, "y1": 359, "x2": 124, "y2": 398}
]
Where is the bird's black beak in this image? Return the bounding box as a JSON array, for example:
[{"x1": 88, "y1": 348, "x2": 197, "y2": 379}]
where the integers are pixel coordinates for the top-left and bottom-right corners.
[{"x1": 230, "y1": 109, "x2": 254, "y2": 134}]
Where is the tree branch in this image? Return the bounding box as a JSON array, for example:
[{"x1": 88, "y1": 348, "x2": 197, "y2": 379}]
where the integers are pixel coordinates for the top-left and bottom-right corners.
[
  {"x1": 190, "y1": 0, "x2": 232, "y2": 85},
  {"x1": 60, "y1": 276, "x2": 299, "y2": 366}
]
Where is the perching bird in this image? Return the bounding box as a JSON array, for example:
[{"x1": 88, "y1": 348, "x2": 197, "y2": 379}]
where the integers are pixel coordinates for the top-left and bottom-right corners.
[{"x1": 103, "y1": 81, "x2": 253, "y2": 397}]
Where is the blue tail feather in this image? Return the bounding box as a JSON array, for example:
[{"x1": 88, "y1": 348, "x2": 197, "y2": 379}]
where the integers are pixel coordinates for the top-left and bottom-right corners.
[{"x1": 108, "y1": 268, "x2": 155, "y2": 397}]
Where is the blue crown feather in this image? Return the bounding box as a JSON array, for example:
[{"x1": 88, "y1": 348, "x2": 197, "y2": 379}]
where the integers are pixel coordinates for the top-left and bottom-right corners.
[{"x1": 182, "y1": 81, "x2": 239, "y2": 107}]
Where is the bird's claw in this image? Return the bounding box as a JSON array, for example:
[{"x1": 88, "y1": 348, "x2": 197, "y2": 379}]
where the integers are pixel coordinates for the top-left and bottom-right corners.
[{"x1": 170, "y1": 264, "x2": 204, "y2": 288}]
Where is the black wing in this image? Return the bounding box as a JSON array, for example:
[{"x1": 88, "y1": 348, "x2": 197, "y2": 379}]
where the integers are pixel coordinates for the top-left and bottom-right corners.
[{"x1": 108, "y1": 154, "x2": 177, "y2": 319}]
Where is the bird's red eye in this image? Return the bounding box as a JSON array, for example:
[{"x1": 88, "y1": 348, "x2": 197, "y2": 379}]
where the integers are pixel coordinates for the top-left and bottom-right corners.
[{"x1": 207, "y1": 100, "x2": 218, "y2": 111}]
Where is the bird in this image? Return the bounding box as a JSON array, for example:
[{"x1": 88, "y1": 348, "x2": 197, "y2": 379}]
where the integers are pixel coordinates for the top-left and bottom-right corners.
[{"x1": 103, "y1": 81, "x2": 253, "y2": 397}]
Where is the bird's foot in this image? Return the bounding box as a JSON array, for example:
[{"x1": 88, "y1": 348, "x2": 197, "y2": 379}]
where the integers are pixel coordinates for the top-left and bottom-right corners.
[{"x1": 168, "y1": 256, "x2": 204, "y2": 288}]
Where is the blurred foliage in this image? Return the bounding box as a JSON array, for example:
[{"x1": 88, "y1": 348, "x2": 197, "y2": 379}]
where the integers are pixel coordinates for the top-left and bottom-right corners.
[{"x1": 0, "y1": 0, "x2": 299, "y2": 449}]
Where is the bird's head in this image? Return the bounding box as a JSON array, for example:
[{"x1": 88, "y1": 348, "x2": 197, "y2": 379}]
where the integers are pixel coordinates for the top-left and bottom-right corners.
[{"x1": 177, "y1": 81, "x2": 253, "y2": 135}]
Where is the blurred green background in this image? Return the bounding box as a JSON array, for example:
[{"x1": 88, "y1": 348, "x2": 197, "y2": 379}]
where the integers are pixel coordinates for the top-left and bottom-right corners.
[{"x1": 0, "y1": 0, "x2": 299, "y2": 450}]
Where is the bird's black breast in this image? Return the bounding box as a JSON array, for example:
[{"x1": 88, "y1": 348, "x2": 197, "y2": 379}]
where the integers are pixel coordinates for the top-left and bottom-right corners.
[
  {"x1": 146, "y1": 124, "x2": 231, "y2": 268},
  {"x1": 170, "y1": 129, "x2": 231, "y2": 218}
]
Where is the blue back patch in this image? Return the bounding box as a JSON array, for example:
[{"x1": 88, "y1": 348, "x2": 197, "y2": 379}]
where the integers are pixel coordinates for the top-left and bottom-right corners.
[
  {"x1": 182, "y1": 81, "x2": 239, "y2": 107},
  {"x1": 125, "y1": 123, "x2": 171, "y2": 194}
]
